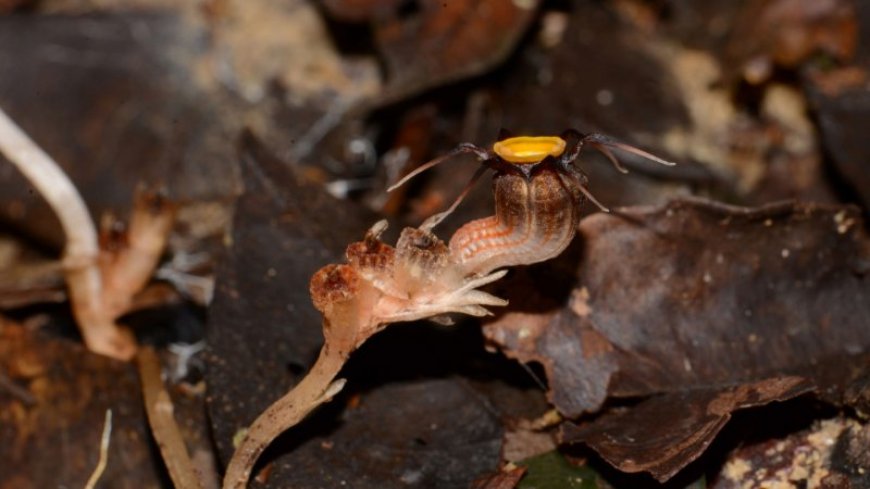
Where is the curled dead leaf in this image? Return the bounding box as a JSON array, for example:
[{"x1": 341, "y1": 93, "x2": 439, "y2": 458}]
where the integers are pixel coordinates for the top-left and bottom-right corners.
[{"x1": 486, "y1": 198, "x2": 870, "y2": 481}]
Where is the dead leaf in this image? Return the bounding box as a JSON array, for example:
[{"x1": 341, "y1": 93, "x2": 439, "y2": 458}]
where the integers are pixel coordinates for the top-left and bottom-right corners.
[
  {"x1": 559, "y1": 377, "x2": 813, "y2": 481},
  {"x1": 0, "y1": 0, "x2": 32, "y2": 13},
  {"x1": 485, "y1": 198, "x2": 870, "y2": 481},
  {"x1": 472, "y1": 465, "x2": 527, "y2": 489},
  {"x1": 0, "y1": 12, "x2": 237, "y2": 248},
  {"x1": 475, "y1": 1, "x2": 715, "y2": 208},
  {"x1": 486, "y1": 2, "x2": 689, "y2": 142},
  {"x1": 726, "y1": 0, "x2": 858, "y2": 84},
  {"x1": 360, "y1": 0, "x2": 540, "y2": 105},
  {"x1": 0, "y1": 318, "x2": 160, "y2": 489},
  {"x1": 205, "y1": 131, "x2": 374, "y2": 467},
  {"x1": 806, "y1": 70, "x2": 870, "y2": 212}
]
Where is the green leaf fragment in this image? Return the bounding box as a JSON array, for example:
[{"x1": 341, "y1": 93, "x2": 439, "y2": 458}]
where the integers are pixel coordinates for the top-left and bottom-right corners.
[{"x1": 517, "y1": 451, "x2": 600, "y2": 489}]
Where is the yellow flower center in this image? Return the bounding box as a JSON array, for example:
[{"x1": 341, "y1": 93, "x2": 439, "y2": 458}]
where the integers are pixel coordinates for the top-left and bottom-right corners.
[{"x1": 492, "y1": 136, "x2": 567, "y2": 164}]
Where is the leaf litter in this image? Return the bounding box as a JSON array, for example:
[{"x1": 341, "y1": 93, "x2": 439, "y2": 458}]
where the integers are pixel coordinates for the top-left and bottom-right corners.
[{"x1": 2, "y1": 1, "x2": 870, "y2": 488}]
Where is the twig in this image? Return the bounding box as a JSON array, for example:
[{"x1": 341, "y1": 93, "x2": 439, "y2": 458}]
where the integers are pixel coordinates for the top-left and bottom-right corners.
[
  {"x1": 0, "y1": 105, "x2": 136, "y2": 360},
  {"x1": 83, "y1": 409, "x2": 113, "y2": 489},
  {"x1": 0, "y1": 370, "x2": 36, "y2": 406},
  {"x1": 138, "y1": 346, "x2": 205, "y2": 489},
  {"x1": 192, "y1": 449, "x2": 222, "y2": 489}
]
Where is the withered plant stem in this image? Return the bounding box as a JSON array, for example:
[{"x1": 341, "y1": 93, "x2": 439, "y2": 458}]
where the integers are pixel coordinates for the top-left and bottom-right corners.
[
  {"x1": 138, "y1": 346, "x2": 205, "y2": 489},
  {"x1": 222, "y1": 334, "x2": 348, "y2": 489}
]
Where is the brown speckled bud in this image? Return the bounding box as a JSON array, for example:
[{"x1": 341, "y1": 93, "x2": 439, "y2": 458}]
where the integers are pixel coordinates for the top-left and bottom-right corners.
[
  {"x1": 396, "y1": 227, "x2": 450, "y2": 274},
  {"x1": 309, "y1": 264, "x2": 360, "y2": 313},
  {"x1": 346, "y1": 239, "x2": 395, "y2": 277}
]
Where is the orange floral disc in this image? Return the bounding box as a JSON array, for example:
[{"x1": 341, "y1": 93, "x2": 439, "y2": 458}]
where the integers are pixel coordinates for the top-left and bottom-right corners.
[{"x1": 492, "y1": 136, "x2": 567, "y2": 164}]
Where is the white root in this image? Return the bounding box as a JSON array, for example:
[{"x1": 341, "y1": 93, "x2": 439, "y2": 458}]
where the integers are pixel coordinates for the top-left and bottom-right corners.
[
  {"x1": 0, "y1": 107, "x2": 98, "y2": 261},
  {"x1": 83, "y1": 409, "x2": 113, "y2": 489},
  {"x1": 0, "y1": 105, "x2": 174, "y2": 360}
]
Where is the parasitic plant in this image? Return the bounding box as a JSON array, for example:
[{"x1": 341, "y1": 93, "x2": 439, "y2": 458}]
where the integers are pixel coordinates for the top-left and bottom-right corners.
[{"x1": 223, "y1": 130, "x2": 674, "y2": 488}]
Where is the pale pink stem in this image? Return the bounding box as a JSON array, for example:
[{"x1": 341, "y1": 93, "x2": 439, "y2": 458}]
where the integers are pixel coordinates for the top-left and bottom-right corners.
[{"x1": 222, "y1": 337, "x2": 348, "y2": 489}]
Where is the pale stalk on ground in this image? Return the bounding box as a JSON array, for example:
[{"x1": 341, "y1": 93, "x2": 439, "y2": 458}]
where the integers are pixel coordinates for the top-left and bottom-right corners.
[
  {"x1": 221, "y1": 337, "x2": 349, "y2": 489},
  {"x1": 0, "y1": 106, "x2": 136, "y2": 359},
  {"x1": 83, "y1": 409, "x2": 113, "y2": 489},
  {"x1": 138, "y1": 346, "x2": 205, "y2": 489},
  {"x1": 0, "y1": 106, "x2": 175, "y2": 361}
]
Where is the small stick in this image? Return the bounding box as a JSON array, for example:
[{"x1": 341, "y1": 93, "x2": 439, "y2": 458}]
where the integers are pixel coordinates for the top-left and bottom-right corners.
[
  {"x1": 138, "y1": 346, "x2": 205, "y2": 489},
  {"x1": 83, "y1": 409, "x2": 113, "y2": 489}
]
